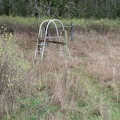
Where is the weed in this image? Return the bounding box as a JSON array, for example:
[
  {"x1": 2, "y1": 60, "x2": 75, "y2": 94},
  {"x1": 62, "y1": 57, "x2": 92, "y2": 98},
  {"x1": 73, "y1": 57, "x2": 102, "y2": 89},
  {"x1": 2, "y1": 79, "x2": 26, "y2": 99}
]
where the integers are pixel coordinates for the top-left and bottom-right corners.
[{"x1": 0, "y1": 18, "x2": 120, "y2": 120}]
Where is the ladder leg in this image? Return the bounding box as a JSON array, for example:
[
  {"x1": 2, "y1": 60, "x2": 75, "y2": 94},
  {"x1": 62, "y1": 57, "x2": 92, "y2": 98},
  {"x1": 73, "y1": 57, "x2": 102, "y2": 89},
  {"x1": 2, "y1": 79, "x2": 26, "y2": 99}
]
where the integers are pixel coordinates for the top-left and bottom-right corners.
[
  {"x1": 34, "y1": 37, "x2": 39, "y2": 59},
  {"x1": 40, "y1": 39, "x2": 46, "y2": 60}
]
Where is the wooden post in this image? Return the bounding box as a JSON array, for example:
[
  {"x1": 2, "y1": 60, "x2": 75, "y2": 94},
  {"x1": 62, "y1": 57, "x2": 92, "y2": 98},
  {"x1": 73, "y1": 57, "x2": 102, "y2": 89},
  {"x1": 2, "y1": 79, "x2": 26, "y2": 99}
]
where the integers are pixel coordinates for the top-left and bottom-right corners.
[{"x1": 62, "y1": 30, "x2": 70, "y2": 56}]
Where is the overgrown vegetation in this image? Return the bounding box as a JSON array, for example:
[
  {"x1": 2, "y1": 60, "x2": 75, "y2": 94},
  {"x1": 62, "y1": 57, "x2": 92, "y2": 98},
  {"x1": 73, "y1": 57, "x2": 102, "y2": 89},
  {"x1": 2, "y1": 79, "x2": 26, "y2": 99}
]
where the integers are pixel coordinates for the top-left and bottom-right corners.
[
  {"x1": 0, "y1": 16, "x2": 120, "y2": 35},
  {"x1": 0, "y1": 21, "x2": 120, "y2": 119},
  {"x1": 0, "y1": 34, "x2": 30, "y2": 119}
]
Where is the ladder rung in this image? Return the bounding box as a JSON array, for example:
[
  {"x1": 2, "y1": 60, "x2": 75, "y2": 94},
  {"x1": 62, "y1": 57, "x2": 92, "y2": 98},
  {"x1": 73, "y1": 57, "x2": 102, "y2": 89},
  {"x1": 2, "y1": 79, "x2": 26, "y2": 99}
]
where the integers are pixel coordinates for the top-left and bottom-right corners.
[
  {"x1": 35, "y1": 58, "x2": 41, "y2": 60},
  {"x1": 36, "y1": 51, "x2": 42, "y2": 53},
  {"x1": 37, "y1": 44, "x2": 44, "y2": 45}
]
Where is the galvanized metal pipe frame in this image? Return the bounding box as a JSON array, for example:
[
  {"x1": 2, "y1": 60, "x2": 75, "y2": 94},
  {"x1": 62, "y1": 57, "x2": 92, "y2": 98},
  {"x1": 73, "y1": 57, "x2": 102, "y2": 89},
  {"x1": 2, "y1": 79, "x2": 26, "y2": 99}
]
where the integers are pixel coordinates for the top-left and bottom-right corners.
[{"x1": 35, "y1": 19, "x2": 70, "y2": 60}]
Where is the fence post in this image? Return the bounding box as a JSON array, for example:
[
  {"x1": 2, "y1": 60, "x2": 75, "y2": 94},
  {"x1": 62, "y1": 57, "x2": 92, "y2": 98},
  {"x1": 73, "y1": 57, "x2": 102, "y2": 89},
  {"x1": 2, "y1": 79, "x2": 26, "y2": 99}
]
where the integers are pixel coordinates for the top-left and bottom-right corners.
[{"x1": 70, "y1": 22, "x2": 74, "y2": 41}]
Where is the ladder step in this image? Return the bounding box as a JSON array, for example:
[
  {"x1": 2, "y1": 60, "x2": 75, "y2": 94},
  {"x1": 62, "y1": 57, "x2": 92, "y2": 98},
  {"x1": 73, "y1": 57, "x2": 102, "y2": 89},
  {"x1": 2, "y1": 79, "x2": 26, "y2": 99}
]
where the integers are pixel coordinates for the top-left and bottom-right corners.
[
  {"x1": 35, "y1": 58, "x2": 41, "y2": 60},
  {"x1": 37, "y1": 44, "x2": 44, "y2": 45},
  {"x1": 36, "y1": 51, "x2": 42, "y2": 52}
]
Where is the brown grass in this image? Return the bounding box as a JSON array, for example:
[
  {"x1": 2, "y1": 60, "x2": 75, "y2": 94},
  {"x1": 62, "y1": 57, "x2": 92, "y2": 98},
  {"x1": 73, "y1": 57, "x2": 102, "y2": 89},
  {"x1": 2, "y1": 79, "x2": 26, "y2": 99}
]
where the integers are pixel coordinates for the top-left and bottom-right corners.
[{"x1": 0, "y1": 31, "x2": 120, "y2": 119}]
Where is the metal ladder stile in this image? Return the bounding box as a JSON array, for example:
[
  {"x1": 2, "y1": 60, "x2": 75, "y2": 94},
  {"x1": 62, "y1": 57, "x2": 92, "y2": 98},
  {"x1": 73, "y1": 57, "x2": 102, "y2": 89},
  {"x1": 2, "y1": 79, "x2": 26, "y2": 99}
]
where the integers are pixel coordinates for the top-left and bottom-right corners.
[
  {"x1": 40, "y1": 38, "x2": 45, "y2": 60},
  {"x1": 34, "y1": 37, "x2": 45, "y2": 60}
]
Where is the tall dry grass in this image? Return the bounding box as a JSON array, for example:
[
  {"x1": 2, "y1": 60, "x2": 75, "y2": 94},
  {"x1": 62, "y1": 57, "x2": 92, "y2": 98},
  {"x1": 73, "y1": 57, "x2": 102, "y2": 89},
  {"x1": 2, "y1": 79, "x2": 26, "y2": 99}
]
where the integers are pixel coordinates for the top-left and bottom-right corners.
[{"x1": 0, "y1": 31, "x2": 120, "y2": 119}]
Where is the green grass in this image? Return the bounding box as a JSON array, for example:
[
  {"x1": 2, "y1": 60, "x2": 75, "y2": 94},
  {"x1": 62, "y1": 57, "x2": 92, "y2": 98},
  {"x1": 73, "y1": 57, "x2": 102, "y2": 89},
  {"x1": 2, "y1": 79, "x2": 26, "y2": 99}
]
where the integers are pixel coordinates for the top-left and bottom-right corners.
[
  {"x1": 0, "y1": 16, "x2": 120, "y2": 33},
  {"x1": 69, "y1": 65, "x2": 120, "y2": 120}
]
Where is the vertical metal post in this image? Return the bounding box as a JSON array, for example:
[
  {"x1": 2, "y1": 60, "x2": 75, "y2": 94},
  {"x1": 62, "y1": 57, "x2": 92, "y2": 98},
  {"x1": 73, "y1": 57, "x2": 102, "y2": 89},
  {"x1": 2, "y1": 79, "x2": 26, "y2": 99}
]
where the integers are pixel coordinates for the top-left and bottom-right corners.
[
  {"x1": 44, "y1": 25, "x2": 49, "y2": 46},
  {"x1": 70, "y1": 22, "x2": 74, "y2": 41},
  {"x1": 38, "y1": 29, "x2": 42, "y2": 51},
  {"x1": 46, "y1": 28, "x2": 49, "y2": 46}
]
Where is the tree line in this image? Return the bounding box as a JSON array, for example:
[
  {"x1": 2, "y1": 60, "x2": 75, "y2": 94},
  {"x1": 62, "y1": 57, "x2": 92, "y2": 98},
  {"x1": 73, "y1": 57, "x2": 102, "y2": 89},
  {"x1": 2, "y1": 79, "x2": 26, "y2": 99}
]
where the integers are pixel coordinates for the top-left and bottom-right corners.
[{"x1": 0, "y1": 0, "x2": 120, "y2": 19}]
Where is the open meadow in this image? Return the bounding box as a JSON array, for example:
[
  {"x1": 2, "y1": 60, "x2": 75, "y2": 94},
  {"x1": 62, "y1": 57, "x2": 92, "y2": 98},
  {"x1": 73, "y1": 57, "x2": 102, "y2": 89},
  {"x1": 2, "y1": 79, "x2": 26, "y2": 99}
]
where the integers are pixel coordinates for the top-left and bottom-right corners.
[{"x1": 0, "y1": 17, "x2": 120, "y2": 120}]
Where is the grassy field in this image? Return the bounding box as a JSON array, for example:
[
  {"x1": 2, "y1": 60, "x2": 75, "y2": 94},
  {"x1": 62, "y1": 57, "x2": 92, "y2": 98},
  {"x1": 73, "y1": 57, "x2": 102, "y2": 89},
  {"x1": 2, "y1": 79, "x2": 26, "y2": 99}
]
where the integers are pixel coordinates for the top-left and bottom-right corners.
[
  {"x1": 0, "y1": 16, "x2": 120, "y2": 33},
  {"x1": 0, "y1": 16, "x2": 120, "y2": 120}
]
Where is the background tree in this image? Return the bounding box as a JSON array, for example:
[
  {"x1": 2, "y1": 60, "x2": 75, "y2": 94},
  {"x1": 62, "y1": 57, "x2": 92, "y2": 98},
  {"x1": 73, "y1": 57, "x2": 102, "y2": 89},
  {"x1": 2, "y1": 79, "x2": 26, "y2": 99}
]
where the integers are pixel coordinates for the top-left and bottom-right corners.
[{"x1": 0, "y1": 0, "x2": 120, "y2": 18}]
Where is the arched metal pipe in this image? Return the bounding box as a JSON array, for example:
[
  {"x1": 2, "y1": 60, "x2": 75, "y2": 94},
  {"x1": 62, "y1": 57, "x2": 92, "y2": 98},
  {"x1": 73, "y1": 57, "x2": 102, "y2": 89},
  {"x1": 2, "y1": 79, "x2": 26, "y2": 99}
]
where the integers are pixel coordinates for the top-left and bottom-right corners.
[
  {"x1": 51, "y1": 19, "x2": 65, "y2": 31},
  {"x1": 38, "y1": 19, "x2": 50, "y2": 37},
  {"x1": 37, "y1": 19, "x2": 65, "y2": 60},
  {"x1": 38, "y1": 19, "x2": 65, "y2": 37}
]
